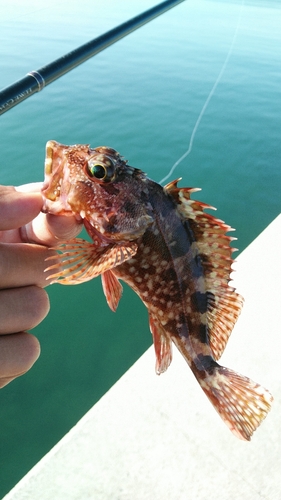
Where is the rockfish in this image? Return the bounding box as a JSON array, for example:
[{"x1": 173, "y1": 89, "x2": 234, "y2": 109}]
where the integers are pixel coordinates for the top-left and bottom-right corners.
[{"x1": 42, "y1": 140, "x2": 272, "y2": 440}]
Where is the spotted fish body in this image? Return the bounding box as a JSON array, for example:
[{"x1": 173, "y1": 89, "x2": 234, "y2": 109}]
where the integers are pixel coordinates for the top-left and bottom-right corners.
[{"x1": 42, "y1": 141, "x2": 272, "y2": 440}]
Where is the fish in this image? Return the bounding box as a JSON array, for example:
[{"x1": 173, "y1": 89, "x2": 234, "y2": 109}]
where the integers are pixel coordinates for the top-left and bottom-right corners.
[{"x1": 41, "y1": 140, "x2": 273, "y2": 440}]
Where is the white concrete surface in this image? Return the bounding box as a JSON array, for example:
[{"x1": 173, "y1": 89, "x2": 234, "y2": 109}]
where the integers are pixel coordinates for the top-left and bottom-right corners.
[{"x1": 4, "y1": 215, "x2": 281, "y2": 500}]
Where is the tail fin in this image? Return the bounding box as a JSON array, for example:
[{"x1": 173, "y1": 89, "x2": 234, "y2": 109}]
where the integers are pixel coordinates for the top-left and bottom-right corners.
[{"x1": 199, "y1": 366, "x2": 273, "y2": 440}]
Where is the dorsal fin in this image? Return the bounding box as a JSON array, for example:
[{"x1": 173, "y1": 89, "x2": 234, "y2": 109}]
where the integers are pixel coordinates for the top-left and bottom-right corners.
[{"x1": 165, "y1": 180, "x2": 244, "y2": 360}]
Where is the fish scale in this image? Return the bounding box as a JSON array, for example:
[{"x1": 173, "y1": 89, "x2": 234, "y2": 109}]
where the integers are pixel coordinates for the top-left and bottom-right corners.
[{"x1": 42, "y1": 140, "x2": 273, "y2": 440}]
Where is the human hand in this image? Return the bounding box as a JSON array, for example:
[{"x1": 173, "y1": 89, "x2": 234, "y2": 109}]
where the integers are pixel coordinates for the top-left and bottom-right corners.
[{"x1": 0, "y1": 183, "x2": 82, "y2": 388}]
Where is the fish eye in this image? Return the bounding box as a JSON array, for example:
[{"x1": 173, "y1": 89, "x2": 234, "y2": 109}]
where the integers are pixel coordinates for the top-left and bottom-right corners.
[
  {"x1": 88, "y1": 163, "x2": 106, "y2": 179},
  {"x1": 86, "y1": 158, "x2": 115, "y2": 182}
]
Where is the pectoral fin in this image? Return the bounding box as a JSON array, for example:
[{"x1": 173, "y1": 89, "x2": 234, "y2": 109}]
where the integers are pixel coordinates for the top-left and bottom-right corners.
[{"x1": 45, "y1": 238, "x2": 137, "y2": 284}]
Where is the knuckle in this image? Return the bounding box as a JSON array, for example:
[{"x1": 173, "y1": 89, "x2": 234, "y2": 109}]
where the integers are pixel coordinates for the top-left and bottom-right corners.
[{"x1": 24, "y1": 286, "x2": 50, "y2": 328}]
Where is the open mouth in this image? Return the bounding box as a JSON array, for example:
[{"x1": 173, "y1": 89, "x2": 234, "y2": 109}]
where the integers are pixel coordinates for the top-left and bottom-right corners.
[{"x1": 41, "y1": 141, "x2": 73, "y2": 215}]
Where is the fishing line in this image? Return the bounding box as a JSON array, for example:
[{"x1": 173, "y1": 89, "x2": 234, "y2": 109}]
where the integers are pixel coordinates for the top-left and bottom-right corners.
[{"x1": 160, "y1": 0, "x2": 245, "y2": 185}]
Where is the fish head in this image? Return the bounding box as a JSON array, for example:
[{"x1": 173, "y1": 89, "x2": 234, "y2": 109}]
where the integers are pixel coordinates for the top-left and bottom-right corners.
[{"x1": 42, "y1": 140, "x2": 153, "y2": 242}]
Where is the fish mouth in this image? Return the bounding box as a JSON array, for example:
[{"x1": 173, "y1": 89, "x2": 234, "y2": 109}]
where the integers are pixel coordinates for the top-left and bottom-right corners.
[
  {"x1": 41, "y1": 140, "x2": 74, "y2": 216},
  {"x1": 42, "y1": 140, "x2": 62, "y2": 192}
]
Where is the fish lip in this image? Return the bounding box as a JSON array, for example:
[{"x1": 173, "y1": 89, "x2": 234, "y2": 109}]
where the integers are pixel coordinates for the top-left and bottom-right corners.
[
  {"x1": 41, "y1": 141, "x2": 56, "y2": 196},
  {"x1": 41, "y1": 198, "x2": 73, "y2": 216}
]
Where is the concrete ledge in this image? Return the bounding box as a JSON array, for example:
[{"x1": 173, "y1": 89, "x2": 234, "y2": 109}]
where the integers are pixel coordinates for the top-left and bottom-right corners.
[{"x1": 4, "y1": 215, "x2": 281, "y2": 500}]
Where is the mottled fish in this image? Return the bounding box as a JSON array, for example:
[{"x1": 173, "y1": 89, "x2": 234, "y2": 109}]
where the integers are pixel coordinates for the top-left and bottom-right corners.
[{"x1": 42, "y1": 140, "x2": 272, "y2": 440}]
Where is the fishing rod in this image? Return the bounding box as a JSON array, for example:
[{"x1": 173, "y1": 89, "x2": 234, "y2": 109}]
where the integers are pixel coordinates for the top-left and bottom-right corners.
[{"x1": 0, "y1": 0, "x2": 185, "y2": 115}]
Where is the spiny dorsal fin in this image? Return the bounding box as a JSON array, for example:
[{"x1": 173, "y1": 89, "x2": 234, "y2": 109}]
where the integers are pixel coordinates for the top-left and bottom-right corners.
[{"x1": 165, "y1": 180, "x2": 243, "y2": 360}]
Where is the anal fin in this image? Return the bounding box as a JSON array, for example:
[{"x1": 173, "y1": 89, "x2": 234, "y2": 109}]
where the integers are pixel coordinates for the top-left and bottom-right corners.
[{"x1": 149, "y1": 313, "x2": 173, "y2": 374}]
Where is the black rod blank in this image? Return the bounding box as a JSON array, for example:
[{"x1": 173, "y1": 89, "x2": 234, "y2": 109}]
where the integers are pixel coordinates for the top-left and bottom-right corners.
[{"x1": 0, "y1": 0, "x2": 185, "y2": 115}]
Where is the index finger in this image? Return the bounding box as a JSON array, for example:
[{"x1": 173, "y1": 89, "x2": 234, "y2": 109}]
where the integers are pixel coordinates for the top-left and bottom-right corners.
[{"x1": 0, "y1": 186, "x2": 42, "y2": 231}]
